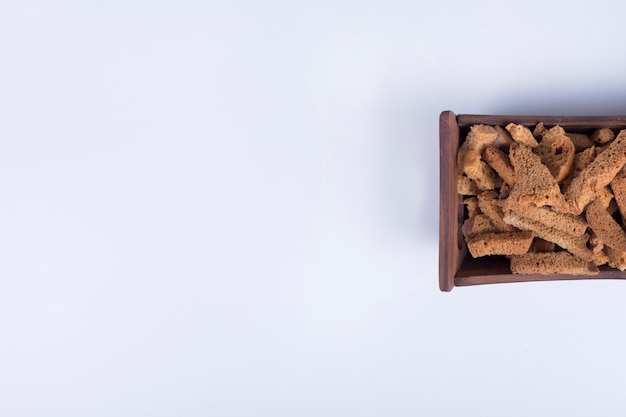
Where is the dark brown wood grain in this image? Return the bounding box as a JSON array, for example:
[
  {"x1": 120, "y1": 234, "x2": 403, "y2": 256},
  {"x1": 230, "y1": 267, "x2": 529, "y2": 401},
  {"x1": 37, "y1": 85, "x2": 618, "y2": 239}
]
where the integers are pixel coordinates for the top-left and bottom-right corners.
[
  {"x1": 439, "y1": 112, "x2": 626, "y2": 291},
  {"x1": 439, "y1": 111, "x2": 465, "y2": 291}
]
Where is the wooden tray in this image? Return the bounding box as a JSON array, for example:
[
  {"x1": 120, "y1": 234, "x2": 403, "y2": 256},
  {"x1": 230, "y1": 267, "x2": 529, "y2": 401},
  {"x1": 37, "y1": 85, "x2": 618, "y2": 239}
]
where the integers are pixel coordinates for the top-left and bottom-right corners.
[{"x1": 439, "y1": 111, "x2": 626, "y2": 291}]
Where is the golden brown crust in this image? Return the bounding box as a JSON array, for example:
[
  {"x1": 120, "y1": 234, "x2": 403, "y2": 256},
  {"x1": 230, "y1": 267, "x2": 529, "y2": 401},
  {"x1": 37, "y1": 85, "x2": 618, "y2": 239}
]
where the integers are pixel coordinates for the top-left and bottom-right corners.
[
  {"x1": 462, "y1": 214, "x2": 498, "y2": 238},
  {"x1": 585, "y1": 199, "x2": 626, "y2": 253},
  {"x1": 532, "y1": 122, "x2": 545, "y2": 139},
  {"x1": 502, "y1": 210, "x2": 594, "y2": 262},
  {"x1": 510, "y1": 252, "x2": 598, "y2": 275},
  {"x1": 536, "y1": 134, "x2": 575, "y2": 183},
  {"x1": 482, "y1": 145, "x2": 516, "y2": 186},
  {"x1": 562, "y1": 147, "x2": 596, "y2": 193},
  {"x1": 458, "y1": 125, "x2": 502, "y2": 191},
  {"x1": 506, "y1": 123, "x2": 539, "y2": 148},
  {"x1": 606, "y1": 246, "x2": 626, "y2": 271},
  {"x1": 504, "y1": 144, "x2": 569, "y2": 212},
  {"x1": 542, "y1": 125, "x2": 567, "y2": 143},
  {"x1": 593, "y1": 250, "x2": 610, "y2": 266},
  {"x1": 573, "y1": 147, "x2": 597, "y2": 172},
  {"x1": 506, "y1": 203, "x2": 587, "y2": 236},
  {"x1": 458, "y1": 148, "x2": 499, "y2": 190},
  {"x1": 565, "y1": 130, "x2": 626, "y2": 214},
  {"x1": 596, "y1": 186, "x2": 614, "y2": 209},
  {"x1": 477, "y1": 191, "x2": 516, "y2": 232},
  {"x1": 458, "y1": 175, "x2": 481, "y2": 195},
  {"x1": 467, "y1": 231, "x2": 533, "y2": 258}
]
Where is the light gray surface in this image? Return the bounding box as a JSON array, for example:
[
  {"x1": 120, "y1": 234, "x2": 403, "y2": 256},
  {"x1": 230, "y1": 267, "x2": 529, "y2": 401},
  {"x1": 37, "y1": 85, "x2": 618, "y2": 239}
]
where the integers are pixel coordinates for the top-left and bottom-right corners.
[{"x1": 1, "y1": 1, "x2": 626, "y2": 415}]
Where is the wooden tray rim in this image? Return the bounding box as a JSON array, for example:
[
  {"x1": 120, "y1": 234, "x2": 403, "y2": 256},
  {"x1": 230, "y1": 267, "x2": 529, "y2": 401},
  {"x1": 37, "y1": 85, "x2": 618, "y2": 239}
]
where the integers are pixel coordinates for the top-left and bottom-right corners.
[{"x1": 439, "y1": 111, "x2": 626, "y2": 291}]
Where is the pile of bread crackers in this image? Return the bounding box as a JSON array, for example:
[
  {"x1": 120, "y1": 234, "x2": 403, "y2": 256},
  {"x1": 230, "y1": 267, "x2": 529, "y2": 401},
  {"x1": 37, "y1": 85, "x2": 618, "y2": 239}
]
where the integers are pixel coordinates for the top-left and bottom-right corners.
[{"x1": 458, "y1": 122, "x2": 626, "y2": 275}]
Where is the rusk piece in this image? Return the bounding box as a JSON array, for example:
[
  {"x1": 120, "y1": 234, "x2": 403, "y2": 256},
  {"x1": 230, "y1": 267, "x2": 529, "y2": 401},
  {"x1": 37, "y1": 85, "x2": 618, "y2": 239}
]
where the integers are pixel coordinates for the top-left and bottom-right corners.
[
  {"x1": 532, "y1": 122, "x2": 545, "y2": 139},
  {"x1": 458, "y1": 175, "x2": 481, "y2": 195},
  {"x1": 508, "y1": 203, "x2": 587, "y2": 236},
  {"x1": 542, "y1": 125, "x2": 566, "y2": 143},
  {"x1": 503, "y1": 210, "x2": 594, "y2": 262},
  {"x1": 510, "y1": 252, "x2": 598, "y2": 275},
  {"x1": 458, "y1": 149, "x2": 499, "y2": 190},
  {"x1": 482, "y1": 145, "x2": 516, "y2": 186},
  {"x1": 467, "y1": 231, "x2": 533, "y2": 258},
  {"x1": 606, "y1": 246, "x2": 626, "y2": 271},
  {"x1": 505, "y1": 144, "x2": 569, "y2": 212},
  {"x1": 477, "y1": 191, "x2": 515, "y2": 232},
  {"x1": 592, "y1": 128, "x2": 615, "y2": 145},
  {"x1": 457, "y1": 125, "x2": 500, "y2": 190},
  {"x1": 565, "y1": 132, "x2": 594, "y2": 151},
  {"x1": 562, "y1": 146, "x2": 596, "y2": 192},
  {"x1": 585, "y1": 199, "x2": 626, "y2": 253},
  {"x1": 536, "y1": 134, "x2": 575, "y2": 183},
  {"x1": 462, "y1": 214, "x2": 498, "y2": 238},
  {"x1": 564, "y1": 130, "x2": 626, "y2": 214},
  {"x1": 596, "y1": 186, "x2": 614, "y2": 209},
  {"x1": 506, "y1": 123, "x2": 539, "y2": 148}
]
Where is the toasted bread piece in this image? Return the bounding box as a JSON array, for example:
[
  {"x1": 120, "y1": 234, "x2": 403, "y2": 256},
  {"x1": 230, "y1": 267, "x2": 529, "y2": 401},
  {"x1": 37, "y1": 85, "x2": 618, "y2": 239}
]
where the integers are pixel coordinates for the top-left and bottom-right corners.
[
  {"x1": 463, "y1": 197, "x2": 481, "y2": 217},
  {"x1": 462, "y1": 214, "x2": 498, "y2": 238},
  {"x1": 565, "y1": 132, "x2": 594, "y2": 151},
  {"x1": 457, "y1": 125, "x2": 501, "y2": 190},
  {"x1": 542, "y1": 125, "x2": 566, "y2": 143},
  {"x1": 565, "y1": 130, "x2": 626, "y2": 214},
  {"x1": 506, "y1": 123, "x2": 539, "y2": 148},
  {"x1": 503, "y1": 210, "x2": 593, "y2": 262},
  {"x1": 458, "y1": 149, "x2": 499, "y2": 190},
  {"x1": 458, "y1": 175, "x2": 481, "y2": 195},
  {"x1": 596, "y1": 186, "x2": 614, "y2": 209},
  {"x1": 505, "y1": 144, "x2": 569, "y2": 212},
  {"x1": 482, "y1": 145, "x2": 516, "y2": 186},
  {"x1": 532, "y1": 122, "x2": 545, "y2": 139},
  {"x1": 510, "y1": 252, "x2": 599, "y2": 275},
  {"x1": 592, "y1": 128, "x2": 615, "y2": 145},
  {"x1": 536, "y1": 134, "x2": 575, "y2": 183},
  {"x1": 606, "y1": 246, "x2": 626, "y2": 271},
  {"x1": 585, "y1": 199, "x2": 626, "y2": 253},
  {"x1": 562, "y1": 147, "x2": 597, "y2": 192},
  {"x1": 468, "y1": 124, "x2": 499, "y2": 149},
  {"x1": 467, "y1": 231, "x2": 533, "y2": 258},
  {"x1": 477, "y1": 191, "x2": 516, "y2": 232},
  {"x1": 572, "y1": 147, "x2": 597, "y2": 172},
  {"x1": 507, "y1": 203, "x2": 587, "y2": 236},
  {"x1": 593, "y1": 250, "x2": 610, "y2": 266}
]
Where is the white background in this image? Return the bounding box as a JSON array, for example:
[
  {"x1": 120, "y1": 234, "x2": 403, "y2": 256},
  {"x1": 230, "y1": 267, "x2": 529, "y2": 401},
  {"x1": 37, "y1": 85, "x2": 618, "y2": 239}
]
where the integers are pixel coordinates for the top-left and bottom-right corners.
[{"x1": 2, "y1": 1, "x2": 626, "y2": 416}]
